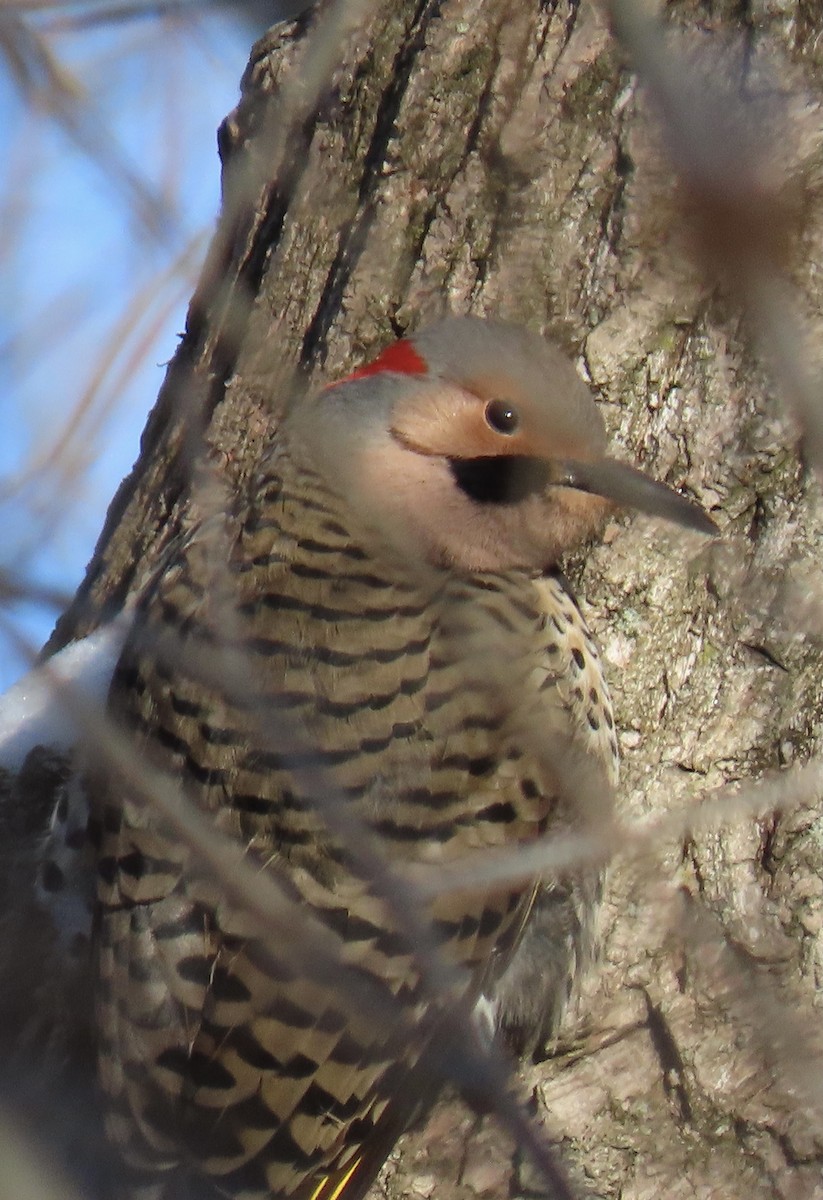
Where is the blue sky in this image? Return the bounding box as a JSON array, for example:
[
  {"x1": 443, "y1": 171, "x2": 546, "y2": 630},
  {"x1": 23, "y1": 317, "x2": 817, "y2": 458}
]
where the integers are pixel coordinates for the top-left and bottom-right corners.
[{"x1": 0, "y1": 4, "x2": 275, "y2": 687}]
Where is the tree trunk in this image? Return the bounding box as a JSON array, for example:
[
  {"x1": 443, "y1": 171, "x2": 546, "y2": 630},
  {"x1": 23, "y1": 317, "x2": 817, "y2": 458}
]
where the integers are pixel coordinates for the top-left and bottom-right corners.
[{"x1": 12, "y1": 0, "x2": 823, "y2": 1197}]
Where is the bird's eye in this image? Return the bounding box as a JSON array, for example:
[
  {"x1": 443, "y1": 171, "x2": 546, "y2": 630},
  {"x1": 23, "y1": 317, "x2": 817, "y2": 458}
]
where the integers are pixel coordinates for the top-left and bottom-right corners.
[{"x1": 484, "y1": 400, "x2": 520, "y2": 435}]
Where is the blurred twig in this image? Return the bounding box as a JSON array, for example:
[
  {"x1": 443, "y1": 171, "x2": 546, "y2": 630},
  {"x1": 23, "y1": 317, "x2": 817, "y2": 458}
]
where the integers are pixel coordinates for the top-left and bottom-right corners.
[
  {"x1": 0, "y1": 231, "x2": 207, "y2": 511},
  {"x1": 0, "y1": 9, "x2": 177, "y2": 239},
  {"x1": 605, "y1": 0, "x2": 823, "y2": 478}
]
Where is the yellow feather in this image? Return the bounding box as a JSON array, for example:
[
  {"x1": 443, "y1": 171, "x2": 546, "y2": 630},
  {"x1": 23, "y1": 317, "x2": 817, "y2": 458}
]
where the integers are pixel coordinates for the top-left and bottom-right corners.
[{"x1": 307, "y1": 1157, "x2": 362, "y2": 1200}]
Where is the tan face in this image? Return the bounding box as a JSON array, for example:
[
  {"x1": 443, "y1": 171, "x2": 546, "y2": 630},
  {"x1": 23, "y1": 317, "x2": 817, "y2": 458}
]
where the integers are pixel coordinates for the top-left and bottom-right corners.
[
  {"x1": 290, "y1": 319, "x2": 713, "y2": 574},
  {"x1": 349, "y1": 375, "x2": 613, "y2": 573},
  {"x1": 389, "y1": 365, "x2": 606, "y2": 467}
]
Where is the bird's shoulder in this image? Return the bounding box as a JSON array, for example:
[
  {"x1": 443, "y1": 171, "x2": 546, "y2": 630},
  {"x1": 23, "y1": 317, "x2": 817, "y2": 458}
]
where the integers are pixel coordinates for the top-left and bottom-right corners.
[{"x1": 435, "y1": 569, "x2": 618, "y2": 784}]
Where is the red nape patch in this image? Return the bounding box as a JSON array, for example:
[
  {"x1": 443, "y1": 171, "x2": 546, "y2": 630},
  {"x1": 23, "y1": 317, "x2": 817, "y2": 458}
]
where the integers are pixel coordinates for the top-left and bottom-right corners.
[{"x1": 336, "y1": 338, "x2": 428, "y2": 384}]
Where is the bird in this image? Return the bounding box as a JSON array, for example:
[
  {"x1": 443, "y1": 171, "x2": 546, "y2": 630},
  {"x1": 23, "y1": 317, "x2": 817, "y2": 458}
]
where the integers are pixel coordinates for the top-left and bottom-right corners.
[{"x1": 82, "y1": 316, "x2": 714, "y2": 1200}]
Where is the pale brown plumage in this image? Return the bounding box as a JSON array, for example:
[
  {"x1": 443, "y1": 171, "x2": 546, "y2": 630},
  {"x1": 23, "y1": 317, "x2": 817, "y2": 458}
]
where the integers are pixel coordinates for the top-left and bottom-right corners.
[{"x1": 89, "y1": 317, "x2": 713, "y2": 1200}]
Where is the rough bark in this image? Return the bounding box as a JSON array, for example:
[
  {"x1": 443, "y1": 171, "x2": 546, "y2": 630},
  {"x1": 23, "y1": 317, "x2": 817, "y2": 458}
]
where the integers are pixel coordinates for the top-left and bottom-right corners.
[{"x1": 10, "y1": 0, "x2": 823, "y2": 1197}]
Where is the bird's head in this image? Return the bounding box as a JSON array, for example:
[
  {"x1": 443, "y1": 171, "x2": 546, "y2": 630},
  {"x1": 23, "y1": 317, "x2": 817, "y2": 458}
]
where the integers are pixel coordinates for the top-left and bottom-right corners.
[{"x1": 287, "y1": 317, "x2": 715, "y2": 572}]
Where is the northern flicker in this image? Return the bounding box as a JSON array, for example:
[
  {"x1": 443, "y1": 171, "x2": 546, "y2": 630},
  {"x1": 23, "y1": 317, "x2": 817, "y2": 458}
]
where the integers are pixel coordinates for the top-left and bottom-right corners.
[{"x1": 83, "y1": 316, "x2": 714, "y2": 1200}]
